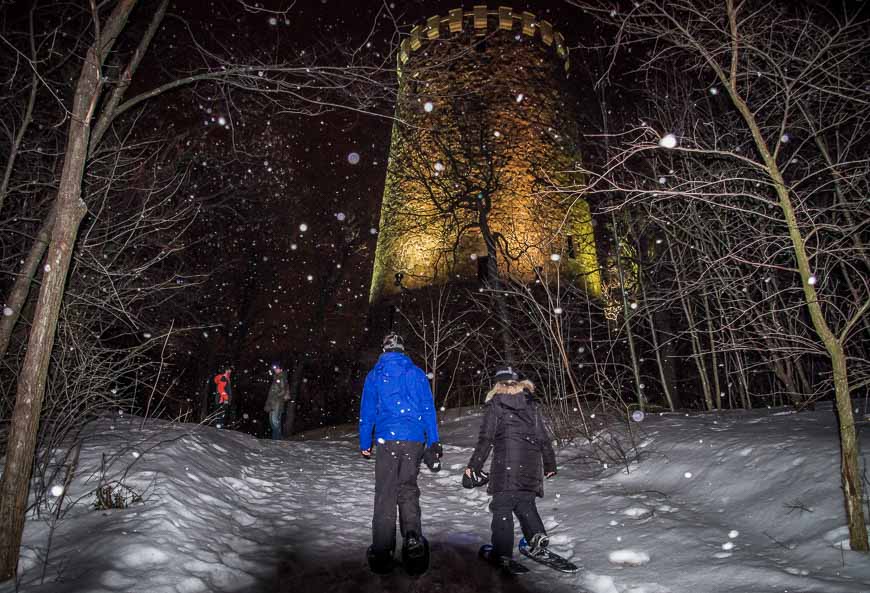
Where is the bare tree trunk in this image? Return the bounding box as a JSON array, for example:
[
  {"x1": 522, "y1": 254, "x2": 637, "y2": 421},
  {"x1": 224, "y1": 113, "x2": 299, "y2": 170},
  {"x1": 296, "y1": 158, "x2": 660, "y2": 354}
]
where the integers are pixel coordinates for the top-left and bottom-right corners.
[
  {"x1": 612, "y1": 230, "x2": 644, "y2": 410},
  {"x1": 0, "y1": 207, "x2": 56, "y2": 360},
  {"x1": 0, "y1": 1, "x2": 138, "y2": 580},
  {"x1": 671, "y1": 244, "x2": 714, "y2": 410},
  {"x1": 1, "y1": 0, "x2": 168, "y2": 364},
  {"x1": 640, "y1": 274, "x2": 676, "y2": 411},
  {"x1": 283, "y1": 356, "x2": 305, "y2": 436},
  {"x1": 718, "y1": 0, "x2": 867, "y2": 547},
  {"x1": 702, "y1": 293, "x2": 722, "y2": 410},
  {"x1": 480, "y1": 212, "x2": 514, "y2": 365}
]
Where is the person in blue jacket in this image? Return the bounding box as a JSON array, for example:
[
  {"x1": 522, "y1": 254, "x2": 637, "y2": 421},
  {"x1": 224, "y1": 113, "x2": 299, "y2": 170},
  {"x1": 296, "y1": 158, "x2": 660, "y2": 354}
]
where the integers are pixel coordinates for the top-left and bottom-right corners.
[{"x1": 359, "y1": 333, "x2": 441, "y2": 573}]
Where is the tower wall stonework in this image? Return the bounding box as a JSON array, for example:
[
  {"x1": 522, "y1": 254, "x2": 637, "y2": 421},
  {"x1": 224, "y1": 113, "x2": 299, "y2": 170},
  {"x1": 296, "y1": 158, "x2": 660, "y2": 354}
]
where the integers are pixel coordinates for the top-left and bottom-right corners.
[{"x1": 370, "y1": 6, "x2": 600, "y2": 302}]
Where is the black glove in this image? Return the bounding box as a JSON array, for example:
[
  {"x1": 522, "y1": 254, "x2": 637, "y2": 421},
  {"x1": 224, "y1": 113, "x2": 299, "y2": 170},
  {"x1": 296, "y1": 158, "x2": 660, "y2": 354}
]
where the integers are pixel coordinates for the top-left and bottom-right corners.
[
  {"x1": 461, "y1": 468, "x2": 489, "y2": 489},
  {"x1": 423, "y1": 442, "x2": 443, "y2": 472}
]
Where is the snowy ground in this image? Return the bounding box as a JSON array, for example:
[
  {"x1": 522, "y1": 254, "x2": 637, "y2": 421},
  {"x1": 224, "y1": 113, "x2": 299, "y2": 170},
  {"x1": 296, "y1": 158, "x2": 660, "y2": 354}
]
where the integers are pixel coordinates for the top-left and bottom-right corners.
[{"x1": 2, "y1": 407, "x2": 869, "y2": 593}]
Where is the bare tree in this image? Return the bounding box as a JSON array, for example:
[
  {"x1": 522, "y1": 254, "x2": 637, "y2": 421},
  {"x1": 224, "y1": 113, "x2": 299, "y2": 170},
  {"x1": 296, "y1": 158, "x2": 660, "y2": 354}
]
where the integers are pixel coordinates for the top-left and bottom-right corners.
[
  {"x1": 0, "y1": 0, "x2": 395, "y2": 577},
  {"x1": 571, "y1": 0, "x2": 869, "y2": 551},
  {"x1": 401, "y1": 284, "x2": 475, "y2": 409}
]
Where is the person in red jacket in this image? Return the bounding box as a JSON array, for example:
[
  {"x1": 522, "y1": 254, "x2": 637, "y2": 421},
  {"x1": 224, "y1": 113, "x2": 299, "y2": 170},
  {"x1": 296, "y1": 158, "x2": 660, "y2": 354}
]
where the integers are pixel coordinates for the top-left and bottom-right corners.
[{"x1": 213, "y1": 368, "x2": 233, "y2": 428}]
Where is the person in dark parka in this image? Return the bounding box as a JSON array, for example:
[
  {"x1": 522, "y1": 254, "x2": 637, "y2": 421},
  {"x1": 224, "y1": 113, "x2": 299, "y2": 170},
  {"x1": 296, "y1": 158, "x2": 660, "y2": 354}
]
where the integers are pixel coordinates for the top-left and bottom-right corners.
[{"x1": 466, "y1": 366, "x2": 557, "y2": 564}]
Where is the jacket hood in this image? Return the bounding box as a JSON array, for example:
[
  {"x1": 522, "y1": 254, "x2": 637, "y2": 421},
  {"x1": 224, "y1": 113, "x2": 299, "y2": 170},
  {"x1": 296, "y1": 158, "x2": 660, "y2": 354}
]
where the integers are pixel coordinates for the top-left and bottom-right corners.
[
  {"x1": 375, "y1": 351, "x2": 414, "y2": 371},
  {"x1": 485, "y1": 379, "x2": 535, "y2": 405}
]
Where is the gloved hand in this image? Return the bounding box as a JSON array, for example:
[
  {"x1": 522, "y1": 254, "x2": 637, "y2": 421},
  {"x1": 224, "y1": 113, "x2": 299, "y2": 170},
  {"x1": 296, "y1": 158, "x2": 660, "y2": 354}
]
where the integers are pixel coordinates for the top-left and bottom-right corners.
[
  {"x1": 461, "y1": 467, "x2": 489, "y2": 489},
  {"x1": 423, "y1": 442, "x2": 443, "y2": 472}
]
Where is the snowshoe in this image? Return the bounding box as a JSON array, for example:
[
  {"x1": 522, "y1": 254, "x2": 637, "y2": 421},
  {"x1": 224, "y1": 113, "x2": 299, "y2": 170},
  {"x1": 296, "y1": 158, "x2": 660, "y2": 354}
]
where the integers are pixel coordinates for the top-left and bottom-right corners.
[
  {"x1": 479, "y1": 544, "x2": 529, "y2": 575},
  {"x1": 401, "y1": 532, "x2": 430, "y2": 576},
  {"x1": 366, "y1": 546, "x2": 395, "y2": 575},
  {"x1": 518, "y1": 537, "x2": 579, "y2": 573}
]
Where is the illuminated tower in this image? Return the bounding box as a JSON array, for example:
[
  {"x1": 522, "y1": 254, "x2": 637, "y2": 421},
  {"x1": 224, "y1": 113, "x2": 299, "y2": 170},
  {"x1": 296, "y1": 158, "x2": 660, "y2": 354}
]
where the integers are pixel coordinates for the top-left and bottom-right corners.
[{"x1": 370, "y1": 6, "x2": 600, "y2": 302}]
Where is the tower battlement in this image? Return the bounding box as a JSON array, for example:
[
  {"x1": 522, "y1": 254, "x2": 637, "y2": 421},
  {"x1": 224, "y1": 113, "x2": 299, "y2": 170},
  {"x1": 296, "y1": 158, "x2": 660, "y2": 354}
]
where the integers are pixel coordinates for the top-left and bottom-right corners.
[{"x1": 398, "y1": 6, "x2": 570, "y2": 74}]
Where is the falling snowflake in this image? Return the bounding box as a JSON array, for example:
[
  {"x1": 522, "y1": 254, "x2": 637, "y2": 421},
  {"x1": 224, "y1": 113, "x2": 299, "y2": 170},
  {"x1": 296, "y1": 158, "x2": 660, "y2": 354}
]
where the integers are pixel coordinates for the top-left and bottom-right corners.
[
  {"x1": 629, "y1": 302, "x2": 638, "y2": 310},
  {"x1": 335, "y1": 212, "x2": 346, "y2": 221},
  {"x1": 550, "y1": 253, "x2": 561, "y2": 262},
  {"x1": 658, "y1": 176, "x2": 666, "y2": 184},
  {"x1": 50, "y1": 485, "x2": 64, "y2": 497},
  {"x1": 143, "y1": 332, "x2": 152, "y2": 339},
  {"x1": 434, "y1": 161, "x2": 445, "y2": 172},
  {"x1": 347, "y1": 152, "x2": 360, "y2": 165},
  {"x1": 807, "y1": 275, "x2": 817, "y2": 285},
  {"x1": 299, "y1": 223, "x2": 308, "y2": 232},
  {"x1": 369, "y1": 227, "x2": 378, "y2": 235},
  {"x1": 631, "y1": 410, "x2": 645, "y2": 422},
  {"x1": 2, "y1": 307, "x2": 12, "y2": 317},
  {"x1": 217, "y1": 116, "x2": 226, "y2": 126},
  {"x1": 268, "y1": 17, "x2": 278, "y2": 25},
  {"x1": 780, "y1": 133, "x2": 790, "y2": 143},
  {"x1": 659, "y1": 133, "x2": 678, "y2": 149},
  {"x1": 306, "y1": 274, "x2": 314, "y2": 281},
  {"x1": 553, "y1": 307, "x2": 563, "y2": 315},
  {"x1": 710, "y1": 87, "x2": 719, "y2": 95},
  {"x1": 516, "y1": 93, "x2": 524, "y2": 103},
  {"x1": 423, "y1": 101, "x2": 434, "y2": 112}
]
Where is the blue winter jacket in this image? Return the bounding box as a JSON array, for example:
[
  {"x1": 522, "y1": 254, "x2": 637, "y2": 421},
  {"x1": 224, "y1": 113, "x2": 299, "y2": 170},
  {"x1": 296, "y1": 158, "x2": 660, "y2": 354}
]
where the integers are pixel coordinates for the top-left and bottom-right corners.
[{"x1": 359, "y1": 352, "x2": 440, "y2": 451}]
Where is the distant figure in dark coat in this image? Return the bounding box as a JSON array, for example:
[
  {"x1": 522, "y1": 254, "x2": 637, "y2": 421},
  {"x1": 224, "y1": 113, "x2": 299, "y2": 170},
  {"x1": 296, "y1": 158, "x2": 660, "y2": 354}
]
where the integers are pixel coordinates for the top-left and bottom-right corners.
[
  {"x1": 213, "y1": 368, "x2": 233, "y2": 429},
  {"x1": 264, "y1": 365, "x2": 290, "y2": 440},
  {"x1": 359, "y1": 333, "x2": 441, "y2": 574},
  {"x1": 466, "y1": 366, "x2": 557, "y2": 565}
]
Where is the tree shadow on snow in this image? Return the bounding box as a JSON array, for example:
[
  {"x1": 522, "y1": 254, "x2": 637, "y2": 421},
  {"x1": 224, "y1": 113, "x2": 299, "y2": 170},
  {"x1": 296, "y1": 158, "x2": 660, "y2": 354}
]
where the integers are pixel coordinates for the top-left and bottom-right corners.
[{"x1": 241, "y1": 538, "x2": 542, "y2": 593}]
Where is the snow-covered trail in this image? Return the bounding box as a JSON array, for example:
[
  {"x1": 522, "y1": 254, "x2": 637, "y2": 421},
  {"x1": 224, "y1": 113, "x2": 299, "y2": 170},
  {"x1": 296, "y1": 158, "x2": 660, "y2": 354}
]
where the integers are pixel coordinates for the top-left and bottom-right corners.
[
  {"x1": 4, "y1": 407, "x2": 869, "y2": 593},
  {"x1": 223, "y1": 439, "x2": 543, "y2": 593}
]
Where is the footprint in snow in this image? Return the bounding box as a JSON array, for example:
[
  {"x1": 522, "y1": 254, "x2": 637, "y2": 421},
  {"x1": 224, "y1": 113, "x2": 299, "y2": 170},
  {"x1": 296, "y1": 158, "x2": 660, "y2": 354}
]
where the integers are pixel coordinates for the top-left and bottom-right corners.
[{"x1": 623, "y1": 506, "x2": 653, "y2": 519}]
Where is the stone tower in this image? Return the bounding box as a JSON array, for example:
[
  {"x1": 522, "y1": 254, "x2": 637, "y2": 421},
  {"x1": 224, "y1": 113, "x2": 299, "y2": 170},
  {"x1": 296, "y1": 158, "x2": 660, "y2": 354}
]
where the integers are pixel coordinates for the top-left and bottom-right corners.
[{"x1": 369, "y1": 6, "x2": 600, "y2": 302}]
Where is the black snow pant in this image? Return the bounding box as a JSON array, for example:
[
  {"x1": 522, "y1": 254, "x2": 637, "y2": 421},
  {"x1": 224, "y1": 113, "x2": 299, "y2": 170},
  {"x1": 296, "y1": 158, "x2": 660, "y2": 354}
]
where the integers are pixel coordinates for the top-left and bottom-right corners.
[
  {"x1": 372, "y1": 440, "x2": 425, "y2": 553},
  {"x1": 490, "y1": 491, "x2": 546, "y2": 559}
]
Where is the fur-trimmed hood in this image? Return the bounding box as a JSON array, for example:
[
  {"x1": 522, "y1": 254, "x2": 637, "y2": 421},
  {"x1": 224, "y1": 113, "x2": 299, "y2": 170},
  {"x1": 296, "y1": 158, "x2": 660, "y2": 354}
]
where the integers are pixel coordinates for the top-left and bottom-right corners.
[{"x1": 485, "y1": 379, "x2": 535, "y2": 403}]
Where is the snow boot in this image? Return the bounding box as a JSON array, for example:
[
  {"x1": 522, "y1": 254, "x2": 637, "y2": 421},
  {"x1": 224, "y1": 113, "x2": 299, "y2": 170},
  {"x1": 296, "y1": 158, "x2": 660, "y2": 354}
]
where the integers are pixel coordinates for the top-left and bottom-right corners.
[
  {"x1": 401, "y1": 531, "x2": 429, "y2": 576},
  {"x1": 479, "y1": 545, "x2": 529, "y2": 575},
  {"x1": 527, "y1": 533, "x2": 549, "y2": 558},
  {"x1": 366, "y1": 546, "x2": 394, "y2": 575}
]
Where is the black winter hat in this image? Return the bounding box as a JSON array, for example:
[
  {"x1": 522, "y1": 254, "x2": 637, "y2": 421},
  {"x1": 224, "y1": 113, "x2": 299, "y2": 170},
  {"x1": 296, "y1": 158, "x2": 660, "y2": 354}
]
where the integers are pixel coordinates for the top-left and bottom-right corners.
[
  {"x1": 382, "y1": 333, "x2": 404, "y2": 352},
  {"x1": 493, "y1": 366, "x2": 518, "y2": 382}
]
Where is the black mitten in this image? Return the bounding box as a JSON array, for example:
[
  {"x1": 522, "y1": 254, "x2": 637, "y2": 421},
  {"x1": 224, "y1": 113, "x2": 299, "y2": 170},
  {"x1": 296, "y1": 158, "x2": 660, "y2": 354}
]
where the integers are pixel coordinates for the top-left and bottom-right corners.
[
  {"x1": 461, "y1": 468, "x2": 489, "y2": 489},
  {"x1": 423, "y1": 442, "x2": 443, "y2": 472}
]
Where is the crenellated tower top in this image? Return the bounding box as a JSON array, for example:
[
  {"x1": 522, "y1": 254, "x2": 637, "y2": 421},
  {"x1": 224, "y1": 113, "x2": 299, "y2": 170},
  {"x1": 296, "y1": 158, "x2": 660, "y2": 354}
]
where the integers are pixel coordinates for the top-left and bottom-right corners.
[{"x1": 398, "y1": 6, "x2": 570, "y2": 75}]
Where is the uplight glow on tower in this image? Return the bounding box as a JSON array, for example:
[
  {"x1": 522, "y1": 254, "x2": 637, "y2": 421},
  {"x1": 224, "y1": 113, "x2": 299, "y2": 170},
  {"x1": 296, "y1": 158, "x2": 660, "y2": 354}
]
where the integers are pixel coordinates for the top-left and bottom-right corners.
[{"x1": 370, "y1": 6, "x2": 600, "y2": 302}]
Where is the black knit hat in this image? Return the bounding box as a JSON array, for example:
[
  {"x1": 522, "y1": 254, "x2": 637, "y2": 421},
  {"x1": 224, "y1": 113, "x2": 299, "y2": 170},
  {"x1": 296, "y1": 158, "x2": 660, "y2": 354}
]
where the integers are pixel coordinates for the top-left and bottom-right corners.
[
  {"x1": 382, "y1": 333, "x2": 404, "y2": 352},
  {"x1": 493, "y1": 366, "x2": 518, "y2": 382}
]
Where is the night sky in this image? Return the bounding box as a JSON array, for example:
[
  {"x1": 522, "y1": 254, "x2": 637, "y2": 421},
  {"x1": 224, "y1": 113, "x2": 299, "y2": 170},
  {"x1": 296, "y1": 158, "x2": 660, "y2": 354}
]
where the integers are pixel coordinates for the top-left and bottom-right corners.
[{"x1": 131, "y1": 0, "x2": 597, "y2": 428}]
